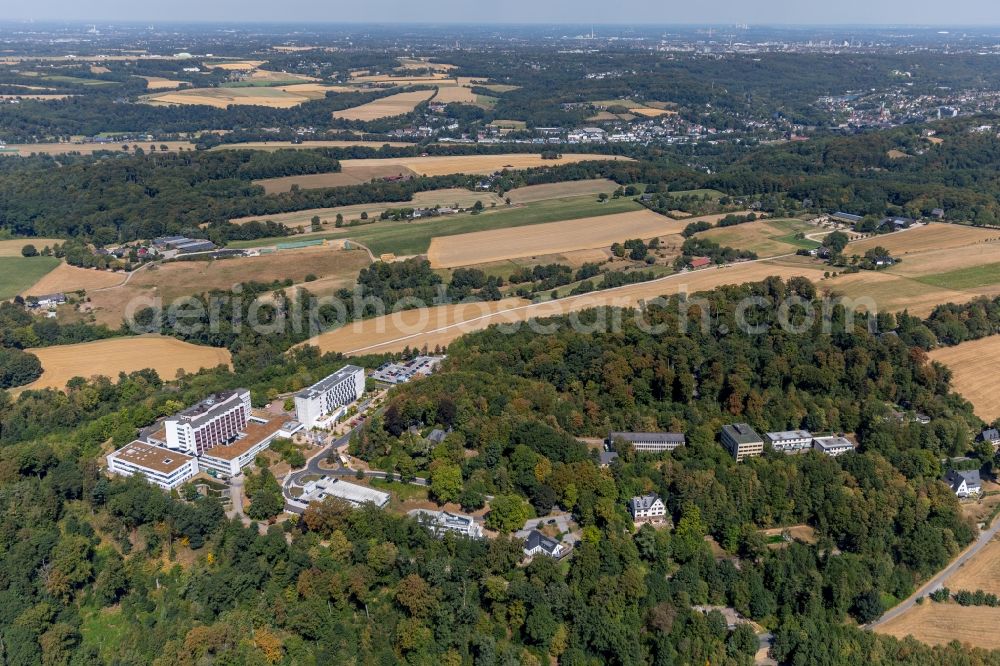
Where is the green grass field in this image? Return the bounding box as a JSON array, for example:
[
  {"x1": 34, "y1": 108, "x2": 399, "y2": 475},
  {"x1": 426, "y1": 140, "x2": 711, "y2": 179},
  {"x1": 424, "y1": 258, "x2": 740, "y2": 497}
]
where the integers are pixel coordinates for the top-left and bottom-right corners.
[
  {"x1": 0, "y1": 256, "x2": 60, "y2": 299},
  {"x1": 665, "y1": 188, "x2": 728, "y2": 200},
  {"x1": 912, "y1": 261, "x2": 1000, "y2": 290},
  {"x1": 230, "y1": 195, "x2": 643, "y2": 257},
  {"x1": 43, "y1": 75, "x2": 115, "y2": 86}
]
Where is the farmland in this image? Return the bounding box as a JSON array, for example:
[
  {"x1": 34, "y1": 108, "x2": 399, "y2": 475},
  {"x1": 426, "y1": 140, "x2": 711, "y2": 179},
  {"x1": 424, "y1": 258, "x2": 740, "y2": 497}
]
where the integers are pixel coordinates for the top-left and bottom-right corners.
[
  {"x1": 850, "y1": 223, "x2": 999, "y2": 255},
  {"x1": 697, "y1": 218, "x2": 820, "y2": 257},
  {"x1": 505, "y1": 179, "x2": 620, "y2": 204},
  {"x1": 211, "y1": 139, "x2": 414, "y2": 152},
  {"x1": 303, "y1": 256, "x2": 830, "y2": 355},
  {"x1": 141, "y1": 76, "x2": 187, "y2": 90},
  {"x1": 0, "y1": 256, "x2": 60, "y2": 300},
  {"x1": 85, "y1": 247, "x2": 370, "y2": 327},
  {"x1": 255, "y1": 153, "x2": 630, "y2": 193},
  {"x1": 231, "y1": 188, "x2": 505, "y2": 228},
  {"x1": 331, "y1": 89, "x2": 437, "y2": 121},
  {"x1": 876, "y1": 603, "x2": 1000, "y2": 650},
  {"x1": 5, "y1": 141, "x2": 195, "y2": 156},
  {"x1": 426, "y1": 208, "x2": 681, "y2": 268},
  {"x1": 231, "y1": 194, "x2": 644, "y2": 256},
  {"x1": 16, "y1": 336, "x2": 231, "y2": 393},
  {"x1": 144, "y1": 86, "x2": 331, "y2": 109},
  {"x1": 0, "y1": 239, "x2": 62, "y2": 256},
  {"x1": 21, "y1": 262, "x2": 126, "y2": 297},
  {"x1": 928, "y1": 335, "x2": 1000, "y2": 421}
]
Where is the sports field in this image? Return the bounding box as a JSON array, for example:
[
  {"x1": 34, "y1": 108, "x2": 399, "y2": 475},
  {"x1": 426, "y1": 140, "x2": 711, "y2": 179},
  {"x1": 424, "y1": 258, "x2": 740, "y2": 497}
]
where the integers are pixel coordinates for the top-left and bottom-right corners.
[
  {"x1": 332, "y1": 90, "x2": 436, "y2": 121},
  {"x1": 17, "y1": 336, "x2": 232, "y2": 393},
  {"x1": 505, "y1": 179, "x2": 619, "y2": 204},
  {"x1": 426, "y1": 209, "x2": 680, "y2": 268},
  {"x1": 928, "y1": 336, "x2": 1000, "y2": 421},
  {"x1": 0, "y1": 257, "x2": 61, "y2": 300}
]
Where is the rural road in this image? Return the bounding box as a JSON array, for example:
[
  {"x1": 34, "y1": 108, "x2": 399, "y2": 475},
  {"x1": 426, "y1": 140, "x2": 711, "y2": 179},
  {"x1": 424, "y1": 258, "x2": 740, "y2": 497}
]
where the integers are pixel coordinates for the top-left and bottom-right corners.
[
  {"x1": 91, "y1": 259, "x2": 159, "y2": 292},
  {"x1": 867, "y1": 511, "x2": 1000, "y2": 629}
]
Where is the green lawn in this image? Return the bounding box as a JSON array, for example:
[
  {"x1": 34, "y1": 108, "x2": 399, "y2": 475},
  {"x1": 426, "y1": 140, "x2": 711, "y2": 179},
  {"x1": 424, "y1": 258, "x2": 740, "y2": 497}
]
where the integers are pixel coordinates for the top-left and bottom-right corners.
[
  {"x1": 230, "y1": 195, "x2": 643, "y2": 257},
  {"x1": 0, "y1": 256, "x2": 60, "y2": 299},
  {"x1": 912, "y1": 261, "x2": 1000, "y2": 290},
  {"x1": 665, "y1": 188, "x2": 728, "y2": 200},
  {"x1": 80, "y1": 606, "x2": 130, "y2": 658}
]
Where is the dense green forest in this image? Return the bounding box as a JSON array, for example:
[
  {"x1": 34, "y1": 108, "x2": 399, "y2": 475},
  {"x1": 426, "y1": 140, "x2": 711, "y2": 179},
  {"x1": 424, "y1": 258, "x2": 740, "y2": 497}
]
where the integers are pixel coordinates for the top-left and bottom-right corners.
[{"x1": 2, "y1": 280, "x2": 1000, "y2": 664}]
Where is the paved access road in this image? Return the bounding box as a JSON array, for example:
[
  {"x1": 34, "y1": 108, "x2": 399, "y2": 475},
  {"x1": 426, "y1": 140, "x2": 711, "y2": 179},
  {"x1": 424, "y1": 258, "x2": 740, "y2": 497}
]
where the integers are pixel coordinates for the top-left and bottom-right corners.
[{"x1": 867, "y1": 512, "x2": 1000, "y2": 629}]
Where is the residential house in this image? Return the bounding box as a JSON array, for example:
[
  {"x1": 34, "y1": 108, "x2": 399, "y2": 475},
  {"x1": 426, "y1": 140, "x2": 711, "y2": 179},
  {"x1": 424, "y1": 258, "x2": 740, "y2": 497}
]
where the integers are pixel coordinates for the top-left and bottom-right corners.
[
  {"x1": 945, "y1": 469, "x2": 982, "y2": 497},
  {"x1": 523, "y1": 530, "x2": 566, "y2": 558},
  {"x1": 629, "y1": 494, "x2": 668, "y2": 523},
  {"x1": 980, "y1": 428, "x2": 1000, "y2": 449},
  {"x1": 409, "y1": 509, "x2": 483, "y2": 539},
  {"x1": 765, "y1": 430, "x2": 813, "y2": 454}
]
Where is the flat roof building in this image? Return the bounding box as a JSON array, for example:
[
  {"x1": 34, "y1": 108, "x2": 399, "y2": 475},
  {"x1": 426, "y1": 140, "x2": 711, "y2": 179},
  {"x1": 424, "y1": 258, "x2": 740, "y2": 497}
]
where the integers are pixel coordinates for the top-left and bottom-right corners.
[
  {"x1": 409, "y1": 509, "x2": 484, "y2": 539},
  {"x1": 197, "y1": 416, "x2": 286, "y2": 478},
  {"x1": 608, "y1": 431, "x2": 686, "y2": 453},
  {"x1": 766, "y1": 430, "x2": 813, "y2": 454},
  {"x1": 107, "y1": 440, "x2": 199, "y2": 490},
  {"x1": 164, "y1": 389, "x2": 251, "y2": 456},
  {"x1": 300, "y1": 477, "x2": 390, "y2": 508},
  {"x1": 721, "y1": 423, "x2": 764, "y2": 462},
  {"x1": 812, "y1": 436, "x2": 855, "y2": 457},
  {"x1": 294, "y1": 365, "x2": 365, "y2": 428}
]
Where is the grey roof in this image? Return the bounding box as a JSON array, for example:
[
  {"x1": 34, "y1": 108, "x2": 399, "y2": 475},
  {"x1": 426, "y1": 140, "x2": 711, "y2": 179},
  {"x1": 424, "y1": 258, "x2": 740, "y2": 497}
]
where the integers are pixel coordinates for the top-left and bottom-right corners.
[
  {"x1": 832, "y1": 211, "x2": 862, "y2": 222},
  {"x1": 722, "y1": 423, "x2": 763, "y2": 445},
  {"x1": 524, "y1": 529, "x2": 561, "y2": 556},
  {"x1": 946, "y1": 468, "x2": 981, "y2": 490},
  {"x1": 296, "y1": 365, "x2": 364, "y2": 399},
  {"x1": 608, "y1": 431, "x2": 686, "y2": 444},
  {"x1": 813, "y1": 435, "x2": 855, "y2": 452},
  {"x1": 765, "y1": 429, "x2": 812, "y2": 442},
  {"x1": 981, "y1": 428, "x2": 1000, "y2": 442},
  {"x1": 630, "y1": 493, "x2": 663, "y2": 513},
  {"x1": 427, "y1": 428, "x2": 447, "y2": 444},
  {"x1": 599, "y1": 450, "x2": 619, "y2": 466}
]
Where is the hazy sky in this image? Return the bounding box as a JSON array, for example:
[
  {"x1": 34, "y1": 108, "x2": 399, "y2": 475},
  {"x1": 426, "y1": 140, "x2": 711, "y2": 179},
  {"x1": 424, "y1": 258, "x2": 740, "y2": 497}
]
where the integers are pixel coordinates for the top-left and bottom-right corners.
[{"x1": 4, "y1": 0, "x2": 1000, "y2": 26}]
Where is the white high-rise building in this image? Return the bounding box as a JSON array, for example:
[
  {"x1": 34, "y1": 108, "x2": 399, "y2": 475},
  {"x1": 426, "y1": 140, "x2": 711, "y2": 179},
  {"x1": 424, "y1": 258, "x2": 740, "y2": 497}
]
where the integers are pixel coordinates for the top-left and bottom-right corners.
[
  {"x1": 294, "y1": 365, "x2": 365, "y2": 428},
  {"x1": 164, "y1": 389, "x2": 251, "y2": 455}
]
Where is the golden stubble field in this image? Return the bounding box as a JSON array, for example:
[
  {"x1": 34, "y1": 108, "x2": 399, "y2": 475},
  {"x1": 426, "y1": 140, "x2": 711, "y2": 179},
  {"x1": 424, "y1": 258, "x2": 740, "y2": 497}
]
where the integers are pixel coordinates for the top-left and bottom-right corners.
[
  {"x1": 426, "y1": 209, "x2": 684, "y2": 268},
  {"x1": 0, "y1": 239, "x2": 62, "y2": 257},
  {"x1": 211, "y1": 139, "x2": 414, "y2": 152},
  {"x1": 876, "y1": 603, "x2": 1000, "y2": 650},
  {"x1": 303, "y1": 257, "x2": 829, "y2": 355},
  {"x1": 255, "y1": 153, "x2": 631, "y2": 193},
  {"x1": 18, "y1": 336, "x2": 232, "y2": 392},
  {"x1": 231, "y1": 188, "x2": 505, "y2": 227},
  {"x1": 85, "y1": 247, "x2": 370, "y2": 327},
  {"x1": 7, "y1": 141, "x2": 195, "y2": 156},
  {"x1": 929, "y1": 336, "x2": 1000, "y2": 421},
  {"x1": 331, "y1": 89, "x2": 437, "y2": 121},
  {"x1": 505, "y1": 179, "x2": 620, "y2": 204},
  {"x1": 21, "y1": 262, "x2": 126, "y2": 295}
]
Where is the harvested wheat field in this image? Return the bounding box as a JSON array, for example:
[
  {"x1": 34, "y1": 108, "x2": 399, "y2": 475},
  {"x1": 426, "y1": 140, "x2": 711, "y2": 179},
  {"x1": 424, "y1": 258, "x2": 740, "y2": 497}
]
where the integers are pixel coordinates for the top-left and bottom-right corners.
[
  {"x1": 929, "y1": 335, "x2": 1000, "y2": 421},
  {"x1": 433, "y1": 84, "x2": 478, "y2": 104},
  {"x1": 141, "y1": 76, "x2": 187, "y2": 90},
  {"x1": 0, "y1": 239, "x2": 62, "y2": 257},
  {"x1": 212, "y1": 139, "x2": 413, "y2": 152},
  {"x1": 18, "y1": 336, "x2": 231, "y2": 392},
  {"x1": 305, "y1": 257, "x2": 827, "y2": 355},
  {"x1": 338, "y1": 153, "x2": 631, "y2": 177},
  {"x1": 506, "y1": 179, "x2": 619, "y2": 204},
  {"x1": 86, "y1": 248, "x2": 370, "y2": 326},
  {"x1": 427, "y1": 209, "x2": 683, "y2": 268},
  {"x1": 0, "y1": 94, "x2": 73, "y2": 101},
  {"x1": 629, "y1": 107, "x2": 676, "y2": 117},
  {"x1": 941, "y1": 536, "x2": 1000, "y2": 595},
  {"x1": 209, "y1": 60, "x2": 266, "y2": 71},
  {"x1": 145, "y1": 86, "x2": 317, "y2": 109},
  {"x1": 827, "y1": 270, "x2": 980, "y2": 317},
  {"x1": 255, "y1": 164, "x2": 418, "y2": 194},
  {"x1": 350, "y1": 73, "x2": 450, "y2": 84},
  {"x1": 876, "y1": 602, "x2": 1000, "y2": 650},
  {"x1": 887, "y1": 241, "x2": 1000, "y2": 278},
  {"x1": 232, "y1": 188, "x2": 503, "y2": 227},
  {"x1": 850, "y1": 223, "x2": 999, "y2": 256},
  {"x1": 397, "y1": 58, "x2": 456, "y2": 72},
  {"x1": 332, "y1": 89, "x2": 437, "y2": 121},
  {"x1": 22, "y1": 262, "x2": 126, "y2": 295},
  {"x1": 8, "y1": 141, "x2": 195, "y2": 156}
]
